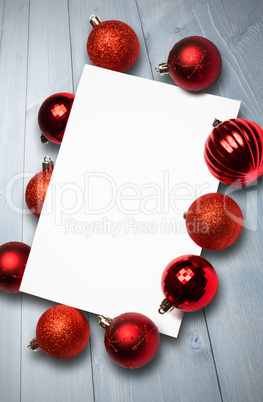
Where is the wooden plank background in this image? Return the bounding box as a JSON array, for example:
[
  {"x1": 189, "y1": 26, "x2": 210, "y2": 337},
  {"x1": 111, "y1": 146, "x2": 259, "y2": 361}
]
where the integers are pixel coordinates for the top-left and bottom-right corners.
[{"x1": 0, "y1": 0, "x2": 262, "y2": 401}]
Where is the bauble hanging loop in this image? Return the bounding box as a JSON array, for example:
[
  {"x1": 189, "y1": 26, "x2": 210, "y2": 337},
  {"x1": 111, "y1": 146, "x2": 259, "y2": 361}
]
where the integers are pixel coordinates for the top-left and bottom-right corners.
[
  {"x1": 98, "y1": 312, "x2": 160, "y2": 369},
  {"x1": 204, "y1": 118, "x2": 263, "y2": 186},
  {"x1": 42, "y1": 156, "x2": 54, "y2": 171},
  {"x1": 89, "y1": 15, "x2": 102, "y2": 27},
  {"x1": 158, "y1": 298, "x2": 174, "y2": 315},
  {"x1": 87, "y1": 15, "x2": 140, "y2": 72},
  {"x1": 155, "y1": 62, "x2": 169, "y2": 75},
  {"x1": 160, "y1": 255, "x2": 218, "y2": 313},
  {"x1": 28, "y1": 338, "x2": 41, "y2": 352},
  {"x1": 156, "y1": 36, "x2": 222, "y2": 91},
  {"x1": 97, "y1": 315, "x2": 112, "y2": 329}
]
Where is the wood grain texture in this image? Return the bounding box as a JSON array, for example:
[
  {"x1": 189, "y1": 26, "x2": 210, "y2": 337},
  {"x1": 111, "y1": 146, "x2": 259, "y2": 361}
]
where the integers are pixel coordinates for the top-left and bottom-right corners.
[
  {"x1": 89, "y1": 311, "x2": 222, "y2": 402},
  {"x1": 20, "y1": 1, "x2": 93, "y2": 401},
  {"x1": 135, "y1": 0, "x2": 263, "y2": 401},
  {"x1": 0, "y1": 1, "x2": 29, "y2": 401},
  {"x1": 0, "y1": 0, "x2": 263, "y2": 401}
]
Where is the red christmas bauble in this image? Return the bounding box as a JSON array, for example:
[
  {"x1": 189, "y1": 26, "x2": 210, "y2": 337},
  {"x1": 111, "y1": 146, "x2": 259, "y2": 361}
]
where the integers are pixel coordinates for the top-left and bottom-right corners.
[
  {"x1": 38, "y1": 93, "x2": 74, "y2": 144},
  {"x1": 204, "y1": 118, "x2": 263, "y2": 186},
  {"x1": 156, "y1": 36, "x2": 222, "y2": 91},
  {"x1": 0, "y1": 242, "x2": 31, "y2": 293},
  {"x1": 33, "y1": 305, "x2": 90, "y2": 359},
  {"x1": 102, "y1": 312, "x2": 160, "y2": 369},
  {"x1": 87, "y1": 15, "x2": 140, "y2": 72},
  {"x1": 25, "y1": 157, "x2": 53, "y2": 218},
  {"x1": 161, "y1": 255, "x2": 218, "y2": 312},
  {"x1": 185, "y1": 193, "x2": 243, "y2": 250}
]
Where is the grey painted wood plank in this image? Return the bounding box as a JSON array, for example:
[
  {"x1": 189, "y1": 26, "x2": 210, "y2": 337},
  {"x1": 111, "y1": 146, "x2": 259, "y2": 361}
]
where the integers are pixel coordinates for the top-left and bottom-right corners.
[
  {"x1": 22, "y1": 296, "x2": 94, "y2": 402},
  {"x1": 21, "y1": 1, "x2": 94, "y2": 401},
  {"x1": 0, "y1": 0, "x2": 5, "y2": 46},
  {"x1": 68, "y1": 1, "x2": 222, "y2": 401},
  {"x1": 0, "y1": 1, "x2": 29, "y2": 401},
  {"x1": 190, "y1": 2, "x2": 263, "y2": 401},
  {"x1": 89, "y1": 311, "x2": 222, "y2": 402},
  {"x1": 203, "y1": 156, "x2": 263, "y2": 395},
  {"x1": 137, "y1": 0, "x2": 263, "y2": 401},
  {"x1": 0, "y1": 0, "x2": 28, "y2": 241},
  {"x1": 136, "y1": 0, "x2": 263, "y2": 122},
  {"x1": 0, "y1": 0, "x2": 262, "y2": 401}
]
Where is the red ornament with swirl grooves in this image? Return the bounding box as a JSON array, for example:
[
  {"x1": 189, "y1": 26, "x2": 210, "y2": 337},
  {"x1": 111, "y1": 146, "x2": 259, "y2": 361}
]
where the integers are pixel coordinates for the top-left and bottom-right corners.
[
  {"x1": 98, "y1": 312, "x2": 160, "y2": 369},
  {"x1": 159, "y1": 255, "x2": 218, "y2": 313},
  {"x1": 205, "y1": 118, "x2": 263, "y2": 186},
  {"x1": 155, "y1": 36, "x2": 222, "y2": 91},
  {"x1": 87, "y1": 15, "x2": 140, "y2": 72}
]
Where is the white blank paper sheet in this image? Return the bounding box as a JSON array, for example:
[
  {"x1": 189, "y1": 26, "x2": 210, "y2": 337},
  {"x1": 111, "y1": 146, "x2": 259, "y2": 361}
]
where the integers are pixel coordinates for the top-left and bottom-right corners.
[{"x1": 20, "y1": 65, "x2": 240, "y2": 337}]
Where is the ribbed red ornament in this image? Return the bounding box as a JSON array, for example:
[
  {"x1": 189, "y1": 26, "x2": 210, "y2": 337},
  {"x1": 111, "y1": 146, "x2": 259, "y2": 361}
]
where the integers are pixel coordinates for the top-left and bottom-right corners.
[
  {"x1": 161, "y1": 255, "x2": 218, "y2": 312},
  {"x1": 87, "y1": 16, "x2": 140, "y2": 72},
  {"x1": 0, "y1": 242, "x2": 31, "y2": 293},
  {"x1": 102, "y1": 312, "x2": 160, "y2": 369},
  {"x1": 25, "y1": 157, "x2": 53, "y2": 218},
  {"x1": 156, "y1": 36, "x2": 222, "y2": 91},
  {"x1": 185, "y1": 193, "x2": 243, "y2": 250},
  {"x1": 204, "y1": 118, "x2": 263, "y2": 186},
  {"x1": 34, "y1": 305, "x2": 90, "y2": 359},
  {"x1": 38, "y1": 93, "x2": 74, "y2": 144}
]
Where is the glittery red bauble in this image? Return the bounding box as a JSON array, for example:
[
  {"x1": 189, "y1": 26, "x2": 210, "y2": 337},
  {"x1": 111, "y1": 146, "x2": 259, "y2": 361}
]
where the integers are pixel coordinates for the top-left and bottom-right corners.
[
  {"x1": 0, "y1": 242, "x2": 30, "y2": 293},
  {"x1": 25, "y1": 159, "x2": 53, "y2": 218},
  {"x1": 186, "y1": 193, "x2": 243, "y2": 250},
  {"x1": 25, "y1": 170, "x2": 52, "y2": 218},
  {"x1": 38, "y1": 93, "x2": 74, "y2": 144},
  {"x1": 35, "y1": 305, "x2": 90, "y2": 359},
  {"x1": 87, "y1": 18, "x2": 140, "y2": 72},
  {"x1": 104, "y1": 312, "x2": 160, "y2": 369},
  {"x1": 162, "y1": 255, "x2": 218, "y2": 312},
  {"x1": 204, "y1": 118, "x2": 263, "y2": 186},
  {"x1": 167, "y1": 36, "x2": 222, "y2": 91}
]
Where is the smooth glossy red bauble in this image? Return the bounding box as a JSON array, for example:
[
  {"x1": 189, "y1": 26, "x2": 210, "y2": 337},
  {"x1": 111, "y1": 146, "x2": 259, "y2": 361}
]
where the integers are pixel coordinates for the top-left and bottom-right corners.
[
  {"x1": 162, "y1": 255, "x2": 218, "y2": 312},
  {"x1": 87, "y1": 16, "x2": 140, "y2": 72},
  {"x1": 104, "y1": 312, "x2": 160, "y2": 369},
  {"x1": 35, "y1": 305, "x2": 90, "y2": 359},
  {"x1": 0, "y1": 242, "x2": 31, "y2": 293},
  {"x1": 185, "y1": 193, "x2": 243, "y2": 250},
  {"x1": 38, "y1": 93, "x2": 74, "y2": 144},
  {"x1": 25, "y1": 158, "x2": 53, "y2": 218},
  {"x1": 204, "y1": 118, "x2": 263, "y2": 186}
]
